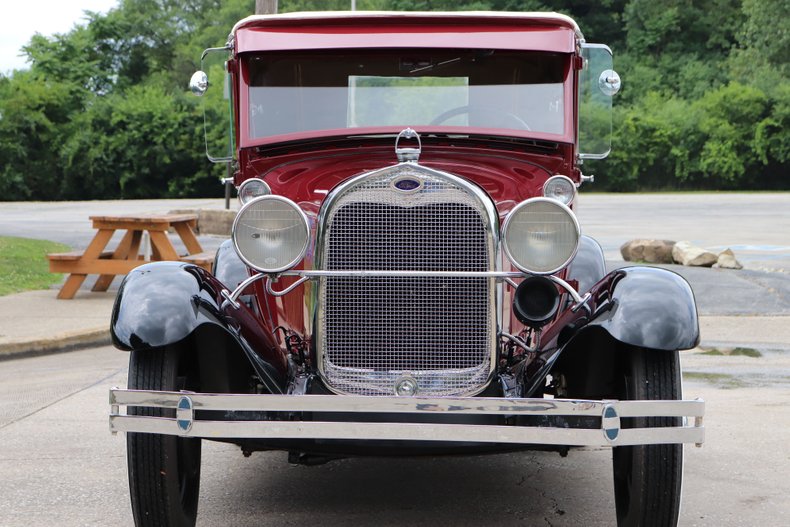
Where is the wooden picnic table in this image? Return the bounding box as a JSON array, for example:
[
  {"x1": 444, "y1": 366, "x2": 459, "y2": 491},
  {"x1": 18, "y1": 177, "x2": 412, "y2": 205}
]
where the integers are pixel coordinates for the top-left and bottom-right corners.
[{"x1": 48, "y1": 213, "x2": 214, "y2": 299}]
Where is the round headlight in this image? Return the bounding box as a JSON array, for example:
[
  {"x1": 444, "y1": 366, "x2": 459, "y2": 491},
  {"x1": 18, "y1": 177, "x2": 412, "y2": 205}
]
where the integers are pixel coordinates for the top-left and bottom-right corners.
[
  {"x1": 502, "y1": 198, "x2": 580, "y2": 275},
  {"x1": 232, "y1": 195, "x2": 309, "y2": 273},
  {"x1": 238, "y1": 178, "x2": 271, "y2": 205},
  {"x1": 543, "y1": 175, "x2": 576, "y2": 205}
]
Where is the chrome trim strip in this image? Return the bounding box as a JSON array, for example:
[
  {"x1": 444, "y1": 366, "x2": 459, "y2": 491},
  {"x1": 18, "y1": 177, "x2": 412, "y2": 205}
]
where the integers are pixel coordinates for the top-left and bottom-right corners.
[
  {"x1": 110, "y1": 416, "x2": 703, "y2": 447},
  {"x1": 301, "y1": 270, "x2": 522, "y2": 278},
  {"x1": 110, "y1": 389, "x2": 705, "y2": 417},
  {"x1": 223, "y1": 271, "x2": 587, "y2": 309},
  {"x1": 109, "y1": 389, "x2": 705, "y2": 447}
]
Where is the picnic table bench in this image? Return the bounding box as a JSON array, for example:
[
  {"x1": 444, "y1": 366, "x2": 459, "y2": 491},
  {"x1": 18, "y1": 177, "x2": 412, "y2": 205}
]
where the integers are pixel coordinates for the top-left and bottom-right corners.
[{"x1": 48, "y1": 213, "x2": 214, "y2": 299}]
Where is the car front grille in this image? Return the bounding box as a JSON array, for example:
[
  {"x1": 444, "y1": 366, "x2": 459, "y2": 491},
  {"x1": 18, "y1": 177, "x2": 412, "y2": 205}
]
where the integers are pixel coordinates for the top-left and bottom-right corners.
[{"x1": 317, "y1": 165, "x2": 496, "y2": 396}]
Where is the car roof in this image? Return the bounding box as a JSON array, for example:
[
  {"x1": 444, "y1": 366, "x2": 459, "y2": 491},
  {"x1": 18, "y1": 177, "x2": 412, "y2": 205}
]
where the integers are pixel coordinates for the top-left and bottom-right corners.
[{"x1": 233, "y1": 11, "x2": 583, "y2": 54}]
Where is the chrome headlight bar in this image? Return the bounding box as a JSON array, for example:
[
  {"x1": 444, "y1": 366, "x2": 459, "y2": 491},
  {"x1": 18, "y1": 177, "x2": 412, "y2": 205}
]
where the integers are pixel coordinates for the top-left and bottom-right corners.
[
  {"x1": 226, "y1": 194, "x2": 586, "y2": 308},
  {"x1": 221, "y1": 269, "x2": 589, "y2": 312}
]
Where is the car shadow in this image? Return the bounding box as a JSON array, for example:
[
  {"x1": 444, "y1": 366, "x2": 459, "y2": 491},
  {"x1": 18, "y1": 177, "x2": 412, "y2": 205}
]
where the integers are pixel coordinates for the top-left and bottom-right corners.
[{"x1": 197, "y1": 445, "x2": 615, "y2": 526}]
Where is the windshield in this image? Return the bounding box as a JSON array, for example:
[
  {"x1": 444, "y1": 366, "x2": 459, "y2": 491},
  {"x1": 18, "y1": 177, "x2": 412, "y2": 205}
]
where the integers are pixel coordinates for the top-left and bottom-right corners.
[{"x1": 246, "y1": 49, "x2": 568, "y2": 140}]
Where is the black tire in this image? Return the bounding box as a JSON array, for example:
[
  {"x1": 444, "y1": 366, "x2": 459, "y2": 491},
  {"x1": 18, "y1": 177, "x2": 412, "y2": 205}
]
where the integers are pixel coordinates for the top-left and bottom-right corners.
[
  {"x1": 127, "y1": 346, "x2": 202, "y2": 527},
  {"x1": 613, "y1": 347, "x2": 683, "y2": 527}
]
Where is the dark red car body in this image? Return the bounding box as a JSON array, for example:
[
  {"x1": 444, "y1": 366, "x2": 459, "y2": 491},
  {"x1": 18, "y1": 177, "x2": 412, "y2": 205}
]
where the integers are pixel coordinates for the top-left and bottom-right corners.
[{"x1": 109, "y1": 12, "x2": 704, "y2": 527}]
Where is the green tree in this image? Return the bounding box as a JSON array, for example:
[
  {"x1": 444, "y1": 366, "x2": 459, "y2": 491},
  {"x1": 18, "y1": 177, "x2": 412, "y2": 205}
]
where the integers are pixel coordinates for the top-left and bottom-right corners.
[
  {"x1": 0, "y1": 0, "x2": 255, "y2": 201},
  {"x1": 0, "y1": 70, "x2": 74, "y2": 200},
  {"x1": 739, "y1": 0, "x2": 790, "y2": 77},
  {"x1": 1, "y1": 0, "x2": 788, "y2": 198}
]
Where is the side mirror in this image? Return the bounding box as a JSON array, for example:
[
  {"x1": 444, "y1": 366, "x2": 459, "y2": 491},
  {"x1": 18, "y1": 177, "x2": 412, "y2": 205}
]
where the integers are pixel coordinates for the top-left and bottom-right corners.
[
  {"x1": 598, "y1": 69, "x2": 621, "y2": 97},
  {"x1": 189, "y1": 71, "x2": 208, "y2": 97}
]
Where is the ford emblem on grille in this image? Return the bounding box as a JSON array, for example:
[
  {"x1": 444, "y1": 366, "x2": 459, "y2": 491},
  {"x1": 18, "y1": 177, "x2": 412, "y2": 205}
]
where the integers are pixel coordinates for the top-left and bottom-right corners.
[{"x1": 393, "y1": 177, "x2": 422, "y2": 192}]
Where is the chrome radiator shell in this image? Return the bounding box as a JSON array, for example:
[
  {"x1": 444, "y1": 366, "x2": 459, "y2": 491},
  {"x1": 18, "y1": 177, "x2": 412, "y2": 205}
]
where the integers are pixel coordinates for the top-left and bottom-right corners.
[{"x1": 314, "y1": 163, "x2": 499, "y2": 396}]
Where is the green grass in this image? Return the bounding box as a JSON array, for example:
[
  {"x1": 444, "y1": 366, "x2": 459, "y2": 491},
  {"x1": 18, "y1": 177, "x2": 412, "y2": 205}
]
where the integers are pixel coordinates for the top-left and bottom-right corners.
[{"x1": 0, "y1": 236, "x2": 70, "y2": 296}]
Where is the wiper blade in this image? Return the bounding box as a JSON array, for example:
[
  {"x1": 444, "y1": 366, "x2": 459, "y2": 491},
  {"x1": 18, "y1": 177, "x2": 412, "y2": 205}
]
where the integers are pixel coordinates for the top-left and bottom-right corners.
[{"x1": 409, "y1": 57, "x2": 461, "y2": 74}]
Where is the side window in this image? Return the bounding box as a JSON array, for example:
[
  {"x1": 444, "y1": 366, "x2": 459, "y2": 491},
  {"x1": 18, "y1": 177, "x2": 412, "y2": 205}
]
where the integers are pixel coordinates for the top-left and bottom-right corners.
[
  {"x1": 578, "y1": 44, "x2": 620, "y2": 159},
  {"x1": 191, "y1": 47, "x2": 234, "y2": 163}
]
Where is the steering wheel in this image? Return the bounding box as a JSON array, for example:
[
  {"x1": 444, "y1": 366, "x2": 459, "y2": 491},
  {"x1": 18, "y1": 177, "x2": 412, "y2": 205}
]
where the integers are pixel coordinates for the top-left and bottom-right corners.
[{"x1": 429, "y1": 105, "x2": 531, "y2": 130}]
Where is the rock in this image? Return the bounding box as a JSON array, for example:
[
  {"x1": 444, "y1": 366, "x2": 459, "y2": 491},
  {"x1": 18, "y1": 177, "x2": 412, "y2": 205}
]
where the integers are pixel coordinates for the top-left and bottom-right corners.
[
  {"x1": 672, "y1": 241, "x2": 718, "y2": 267},
  {"x1": 169, "y1": 208, "x2": 236, "y2": 236},
  {"x1": 714, "y1": 248, "x2": 743, "y2": 270},
  {"x1": 620, "y1": 239, "x2": 676, "y2": 263},
  {"x1": 198, "y1": 209, "x2": 236, "y2": 236}
]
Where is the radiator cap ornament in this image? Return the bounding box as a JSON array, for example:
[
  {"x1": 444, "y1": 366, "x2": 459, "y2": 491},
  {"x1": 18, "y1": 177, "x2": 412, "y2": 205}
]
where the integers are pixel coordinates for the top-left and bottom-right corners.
[{"x1": 395, "y1": 128, "x2": 421, "y2": 163}]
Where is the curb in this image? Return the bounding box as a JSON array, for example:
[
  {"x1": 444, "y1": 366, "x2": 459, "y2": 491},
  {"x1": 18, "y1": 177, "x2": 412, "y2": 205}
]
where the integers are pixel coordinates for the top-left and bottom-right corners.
[{"x1": 0, "y1": 328, "x2": 112, "y2": 361}]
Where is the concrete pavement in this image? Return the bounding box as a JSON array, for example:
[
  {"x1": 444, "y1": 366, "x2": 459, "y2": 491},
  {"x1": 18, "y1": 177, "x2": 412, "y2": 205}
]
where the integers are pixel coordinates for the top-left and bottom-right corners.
[
  {"x1": 1, "y1": 194, "x2": 789, "y2": 359},
  {"x1": 0, "y1": 199, "x2": 236, "y2": 358},
  {"x1": 0, "y1": 198, "x2": 235, "y2": 249},
  {"x1": 1, "y1": 344, "x2": 788, "y2": 527},
  {"x1": 0, "y1": 289, "x2": 115, "y2": 358}
]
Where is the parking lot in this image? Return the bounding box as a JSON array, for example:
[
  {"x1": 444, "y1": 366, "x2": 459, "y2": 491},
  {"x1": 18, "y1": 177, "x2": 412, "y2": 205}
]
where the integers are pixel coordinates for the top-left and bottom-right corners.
[
  {"x1": 0, "y1": 193, "x2": 788, "y2": 526},
  {"x1": 0, "y1": 345, "x2": 787, "y2": 526}
]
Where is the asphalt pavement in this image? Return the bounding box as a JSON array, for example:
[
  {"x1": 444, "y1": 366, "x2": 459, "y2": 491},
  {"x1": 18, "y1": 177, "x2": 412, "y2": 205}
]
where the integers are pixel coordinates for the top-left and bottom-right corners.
[
  {"x1": 1, "y1": 194, "x2": 790, "y2": 357},
  {"x1": 0, "y1": 345, "x2": 787, "y2": 527},
  {"x1": 0, "y1": 193, "x2": 788, "y2": 526},
  {"x1": 3, "y1": 193, "x2": 789, "y2": 270},
  {"x1": 0, "y1": 198, "x2": 235, "y2": 250},
  {"x1": 575, "y1": 192, "x2": 790, "y2": 273}
]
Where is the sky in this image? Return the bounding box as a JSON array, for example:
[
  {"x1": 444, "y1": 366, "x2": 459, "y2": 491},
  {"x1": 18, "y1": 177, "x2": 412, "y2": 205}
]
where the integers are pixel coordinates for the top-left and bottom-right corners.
[{"x1": 0, "y1": 0, "x2": 119, "y2": 75}]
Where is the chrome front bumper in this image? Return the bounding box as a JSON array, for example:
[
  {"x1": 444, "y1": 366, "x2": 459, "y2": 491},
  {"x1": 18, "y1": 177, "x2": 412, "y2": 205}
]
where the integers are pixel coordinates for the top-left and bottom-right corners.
[{"x1": 109, "y1": 388, "x2": 705, "y2": 448}]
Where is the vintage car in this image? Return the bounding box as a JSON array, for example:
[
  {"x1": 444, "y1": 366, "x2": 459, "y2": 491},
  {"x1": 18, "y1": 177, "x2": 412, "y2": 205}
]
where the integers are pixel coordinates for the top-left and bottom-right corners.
[{"x1": 108, "y1": 11, "x2": 705, "y2": 527}]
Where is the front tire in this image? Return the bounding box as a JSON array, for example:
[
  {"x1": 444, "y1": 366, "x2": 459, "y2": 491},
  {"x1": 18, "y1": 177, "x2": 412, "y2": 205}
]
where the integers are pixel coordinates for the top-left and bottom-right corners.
[
  {"x1": 127, "y1": 346, "x2": 202, "y2": 527},
  {"x1": 613, "y1": 347, "x2": 683, "y2": 527}
]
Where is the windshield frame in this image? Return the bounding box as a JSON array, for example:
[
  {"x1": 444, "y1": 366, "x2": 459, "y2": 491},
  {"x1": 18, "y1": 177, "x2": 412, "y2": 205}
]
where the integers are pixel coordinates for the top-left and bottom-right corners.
[{"x1": 237, "y1": 49, "x2": 575, "y2": 149}]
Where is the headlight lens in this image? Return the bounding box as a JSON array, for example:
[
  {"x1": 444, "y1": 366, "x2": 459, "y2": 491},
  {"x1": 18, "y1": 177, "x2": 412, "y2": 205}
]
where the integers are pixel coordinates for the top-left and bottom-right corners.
[
  {"x1": 232, "y1": 195, "x2": 309, "y2": 273},
  {"x1": 502, "y1": 198, "x2": 580, "y2": 275},
  {"x1": 543, "y1": 175, "x2": 576, "y2": 205},
  {"x1": 238, "y1": 178, "x2": 271, "y2": 205}
]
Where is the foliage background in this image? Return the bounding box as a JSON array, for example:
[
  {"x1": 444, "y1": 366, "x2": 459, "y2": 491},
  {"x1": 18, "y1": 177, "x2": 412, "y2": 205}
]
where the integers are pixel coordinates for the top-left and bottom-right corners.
[{"x1": 0, "y1": 0, "x2": 787, "y2": 199}]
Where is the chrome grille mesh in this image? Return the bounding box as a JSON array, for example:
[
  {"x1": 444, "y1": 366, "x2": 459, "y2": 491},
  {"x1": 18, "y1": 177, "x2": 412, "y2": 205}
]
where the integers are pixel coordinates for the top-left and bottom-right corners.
[{"x1": 318, "y1": 167, "x2": 495, "y2": 396}]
